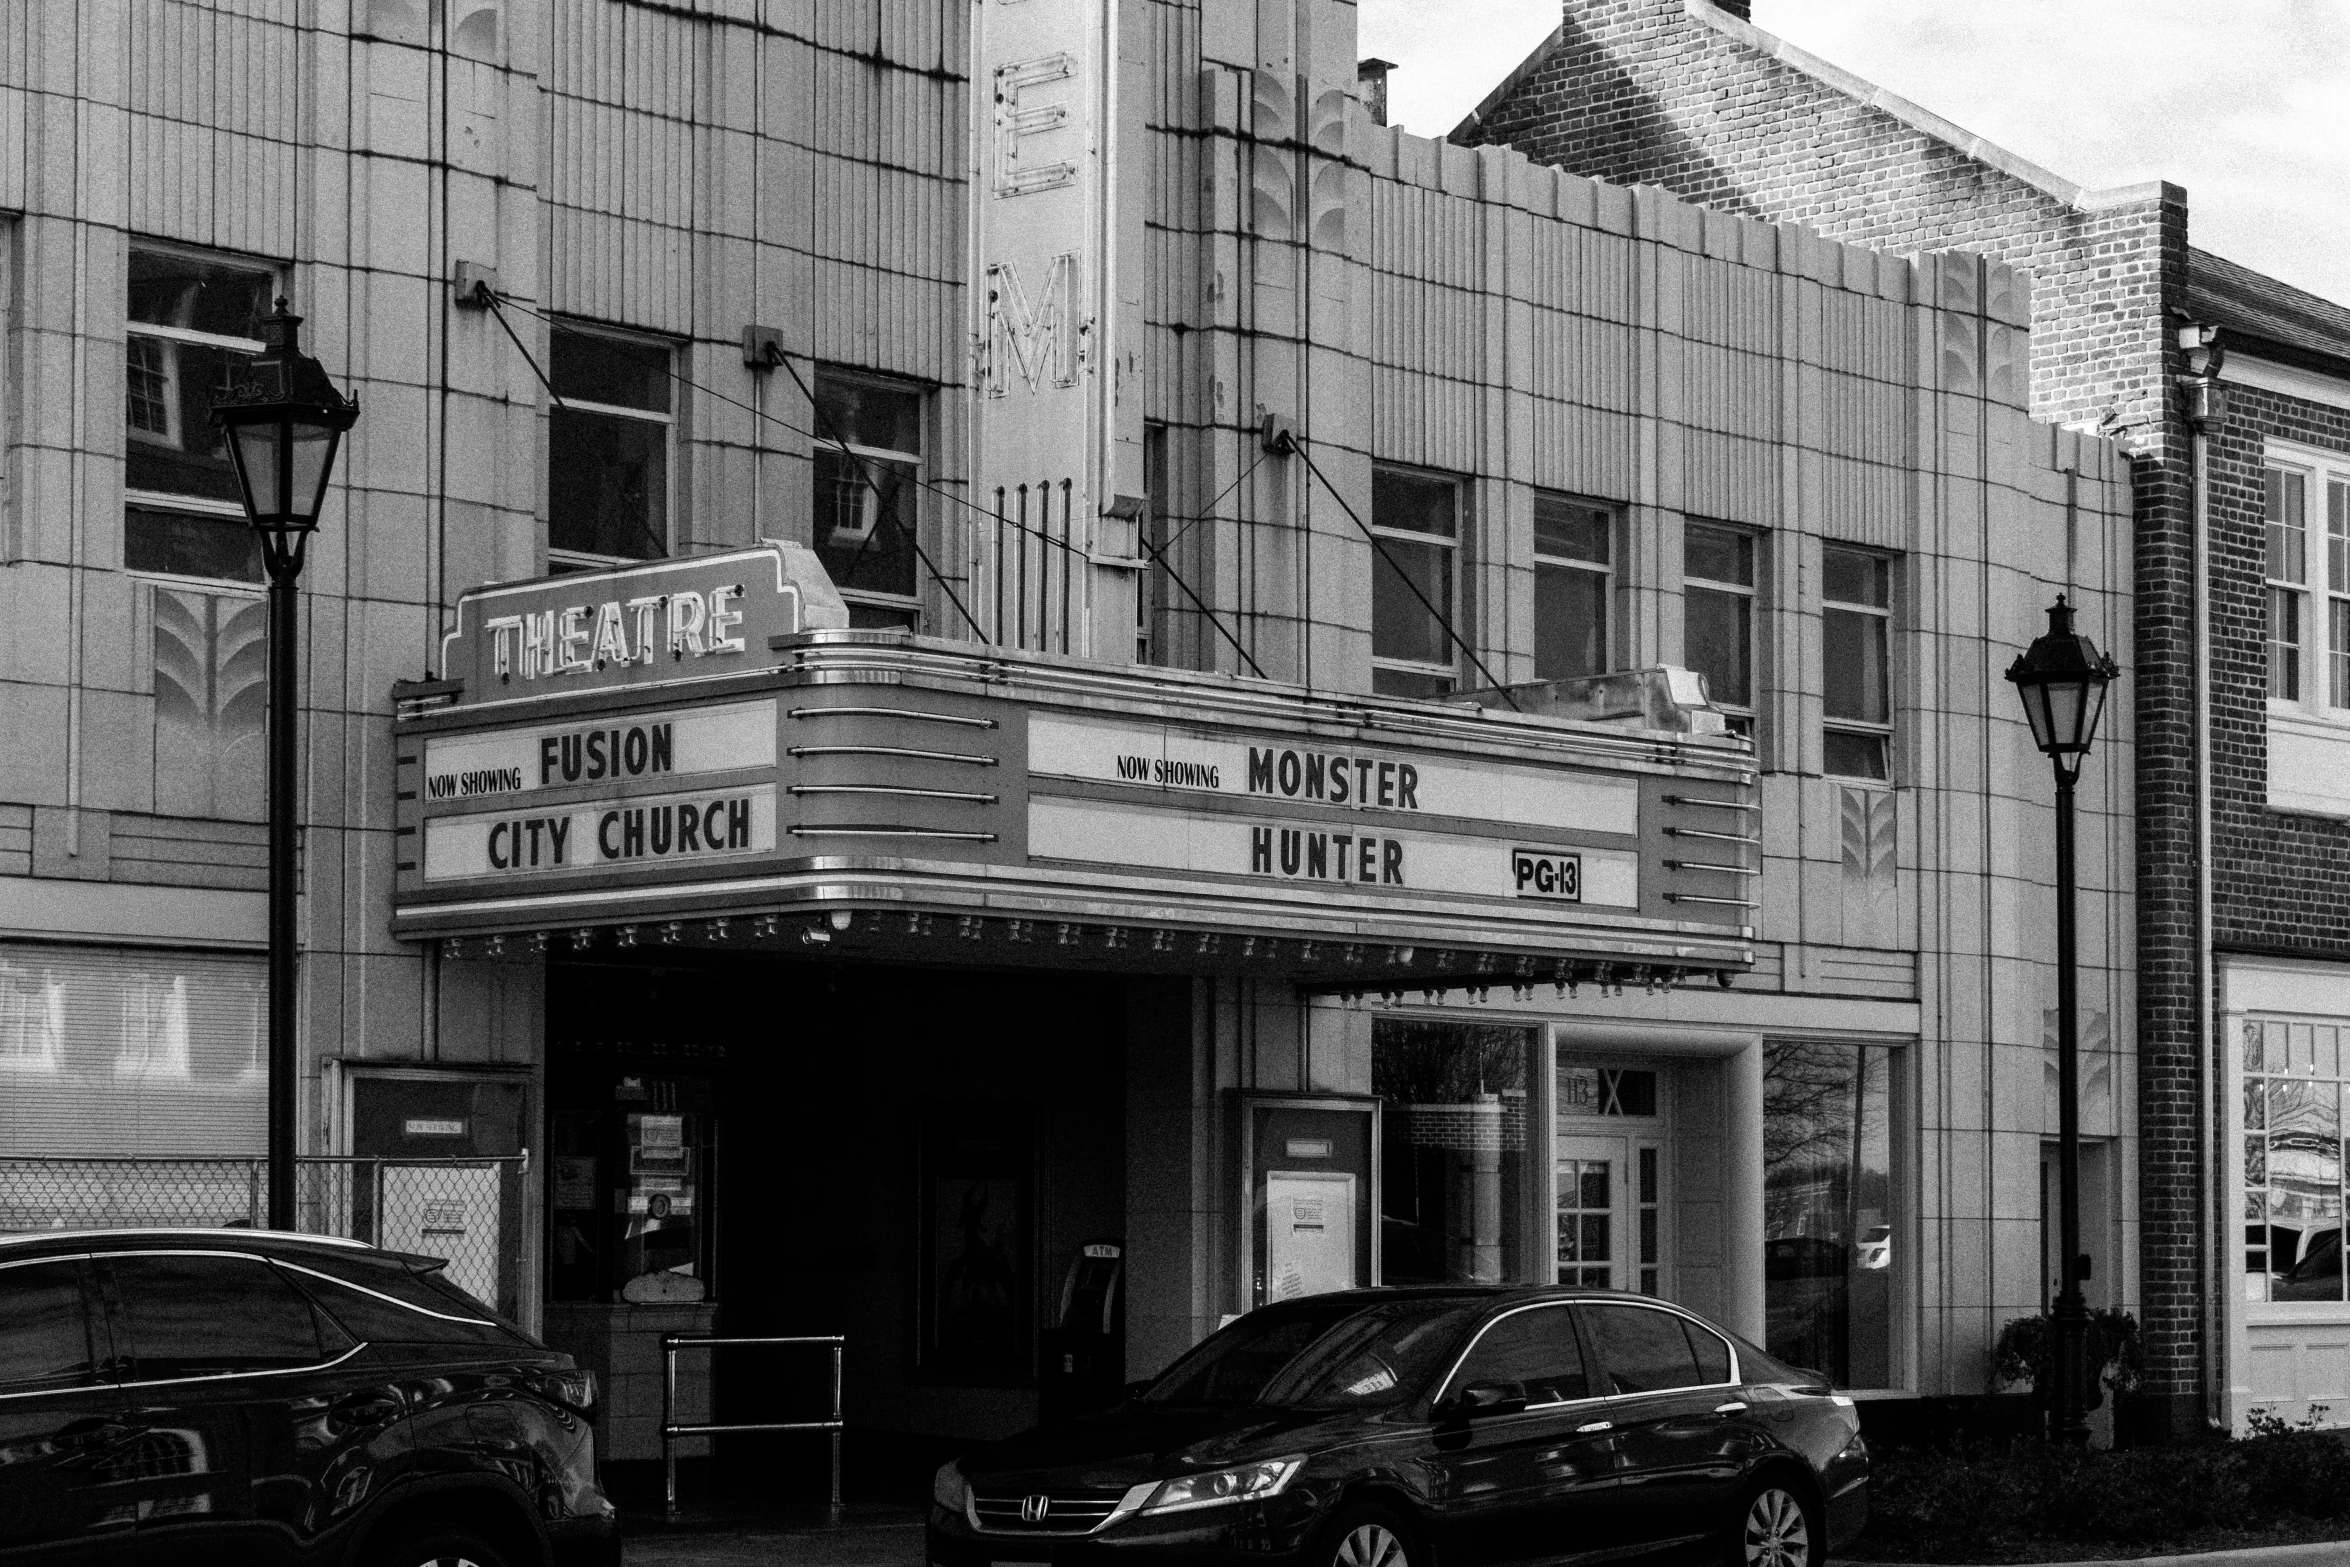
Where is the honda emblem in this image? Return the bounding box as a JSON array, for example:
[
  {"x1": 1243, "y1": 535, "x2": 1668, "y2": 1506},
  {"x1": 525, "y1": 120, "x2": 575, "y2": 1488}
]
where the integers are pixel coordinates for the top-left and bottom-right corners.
[{"x1": 1020, "y1": 1495, "x2": 1051, "y2": 1524}]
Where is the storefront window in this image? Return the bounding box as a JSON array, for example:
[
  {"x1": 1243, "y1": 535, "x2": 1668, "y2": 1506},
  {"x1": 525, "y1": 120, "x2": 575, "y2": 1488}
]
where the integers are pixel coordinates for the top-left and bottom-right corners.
[
  {"x1": 2243, "y1": 1018, "x2": 2350, "y2": 1303},
  {"x1": 1374, "y1": 1019, "x2": 1536, "y2": 1285},
  {"x1": 548, "y1": 1068, "x2": 716, "y2": 1305},
  {"x1": 1762, "y1": 1040, "x2": 1893, "y2": 1387}
]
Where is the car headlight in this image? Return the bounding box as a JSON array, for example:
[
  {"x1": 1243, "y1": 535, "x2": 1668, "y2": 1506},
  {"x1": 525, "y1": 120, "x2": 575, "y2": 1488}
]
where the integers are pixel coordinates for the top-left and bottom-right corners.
[
  {"x1": 932, "y1": 1461, "x2": 970, "y2": 1513},
  {"x1": 1138, "y1": 1456, "x2": 1304, "y2": 1515}
]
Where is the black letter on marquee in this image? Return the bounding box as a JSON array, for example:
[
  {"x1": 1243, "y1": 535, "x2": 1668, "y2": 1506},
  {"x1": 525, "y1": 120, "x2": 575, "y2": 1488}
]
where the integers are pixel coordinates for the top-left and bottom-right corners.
[
  {"x1": 599, "y1": 812, "x2": 621, "y2": 859},
  {"x1": 678, "y1": 804, "x2": 702, "y2": 853},
  {"x1": 538, "y1": 737, "x2": 560, "y2": 787},
  {"x1": 586, "y1": 729, "x2": 607, "y2": 780},
  {"x1": 1248, "y1": 748, "x2": 1274, "y2": 794},
  {"x1": 1251, "y1": 827, "x2": 1271, "y2": 873},
  {"x1": 1306, "y1": 833, "x2": 1328, "y2": 879},
  {"x1": 651, "y1": 724, "x2": 674, "y2": 774},
  {"x1": 1398, "y1": 764, "x2": 1420, "y2": 810},
  {"x1": 623, "y1": 809, "x2": 645, "y2": 857},
  {"x1": 624, "y1": 728, "x2": 649, "y2": 775},
  {"x1": 1383, "y1": 839, "x2": 1403, "y2": 885},
  {"x1": 727, "y1": 798, "x2": 750, "y2": 847}
]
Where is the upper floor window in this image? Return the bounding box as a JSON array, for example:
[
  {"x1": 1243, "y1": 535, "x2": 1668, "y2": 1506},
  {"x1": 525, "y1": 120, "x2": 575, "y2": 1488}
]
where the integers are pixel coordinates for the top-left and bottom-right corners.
[
  {"x1": 1139, "y1": 422, "x2": 1173, "y2": 665},
  {"x1": 1822, "y1": 546, "x2": 1893, "y2": 780},
  {"x1": 2268, "y1": 458, "x2": 2350, "y2": 717},
  {"x1": 1683, "y1": 521, "x2": 1756, "y2": 734},
  {"x1": 812, "y1": 370, "x2": 925, "y2": 629},
  {"x1": 124, "y1": 245, "x2": 275, "y2": 584},
  {"x1": 1371, "y1": 466, "x2": 1463, "y2": 698},
  {"x1": 548, "y1": 327, "x2": 673, "y2": 570},
  {"x1": 1534, "y1": 493, "x2": 1613, "y2": 683}
]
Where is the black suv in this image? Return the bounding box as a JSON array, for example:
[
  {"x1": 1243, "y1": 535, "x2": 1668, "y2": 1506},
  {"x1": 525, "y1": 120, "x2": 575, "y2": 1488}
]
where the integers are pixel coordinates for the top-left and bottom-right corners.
[
  {"x1": 930, "y1": 1286, "x2": 1868, "y2": 1567},
  {"x1": 0, "y1": 1227, "x2": 618, "y2": 1567}
]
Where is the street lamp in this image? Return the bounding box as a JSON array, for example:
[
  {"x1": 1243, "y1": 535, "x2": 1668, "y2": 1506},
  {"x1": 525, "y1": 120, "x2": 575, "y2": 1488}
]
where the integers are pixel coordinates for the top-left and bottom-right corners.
[
  {"x1": 2006, "y1": 594, "x2": 2119, "y2": 1446},
  {"x1": 213, "y1": 300, "x2": 359, "y2": 1233}
]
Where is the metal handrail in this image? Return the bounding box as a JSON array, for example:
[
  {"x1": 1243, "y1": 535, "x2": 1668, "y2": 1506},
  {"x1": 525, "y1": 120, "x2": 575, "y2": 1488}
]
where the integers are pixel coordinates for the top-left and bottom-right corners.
[{"x1": 660, "y1": 1333, "x2": 845, "y2": 1521}]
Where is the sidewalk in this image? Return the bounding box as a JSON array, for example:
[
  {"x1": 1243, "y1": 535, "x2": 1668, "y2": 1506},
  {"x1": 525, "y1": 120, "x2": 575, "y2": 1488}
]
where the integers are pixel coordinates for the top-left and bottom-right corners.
[
  {"x1": 1843, "y1": 1544, "x2": 2350, "y2": 1567},
  {"x1": 621, "y1": 1505, "x2": 927, "y2": 1567}
]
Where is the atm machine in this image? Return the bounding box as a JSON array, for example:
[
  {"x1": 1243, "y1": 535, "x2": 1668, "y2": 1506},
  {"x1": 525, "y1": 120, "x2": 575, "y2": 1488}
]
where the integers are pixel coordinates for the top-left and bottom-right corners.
[{"x1": 1038, "y1": 1239, "x2": 1124, "y2": 1422}]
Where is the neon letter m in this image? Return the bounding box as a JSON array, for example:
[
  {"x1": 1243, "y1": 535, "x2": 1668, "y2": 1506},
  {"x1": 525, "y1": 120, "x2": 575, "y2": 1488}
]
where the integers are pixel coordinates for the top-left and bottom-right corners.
[{"x1": 985, "y1": 254, "x2": 1079, "y2": 396}]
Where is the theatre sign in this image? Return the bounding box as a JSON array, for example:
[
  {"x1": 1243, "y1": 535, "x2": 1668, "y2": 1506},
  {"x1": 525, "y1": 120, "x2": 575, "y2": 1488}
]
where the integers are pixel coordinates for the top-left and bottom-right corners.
[{"x1": 392, "y1": 547, "x2": 1756, "y2": 986}]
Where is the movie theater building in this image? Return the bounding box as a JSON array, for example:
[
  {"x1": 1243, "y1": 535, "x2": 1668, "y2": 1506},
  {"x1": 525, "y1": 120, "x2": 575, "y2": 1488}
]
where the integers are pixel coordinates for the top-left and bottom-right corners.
[{"x1": 0, "y1": 0, "x2": 2125, "y2": 1462}]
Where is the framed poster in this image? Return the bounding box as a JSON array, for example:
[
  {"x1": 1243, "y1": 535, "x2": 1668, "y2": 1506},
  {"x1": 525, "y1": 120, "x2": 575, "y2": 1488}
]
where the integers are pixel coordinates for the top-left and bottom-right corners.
[
  {"x1": 1235, "y1": 1092, "x2": 1380, "y2": 1310},
  {"x1": 919, "y1": 1112, "x2": 1036, "y2": 1381}
]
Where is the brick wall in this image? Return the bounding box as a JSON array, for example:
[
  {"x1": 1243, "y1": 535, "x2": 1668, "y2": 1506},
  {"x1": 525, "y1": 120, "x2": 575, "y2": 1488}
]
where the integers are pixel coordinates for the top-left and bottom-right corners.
[
  {"x1": 1462, "y1": 0, "x2": 2211, "y2": 1420},
  {"x1": 2206, "y1": 389, "x2": 2350, "y2": 955}
]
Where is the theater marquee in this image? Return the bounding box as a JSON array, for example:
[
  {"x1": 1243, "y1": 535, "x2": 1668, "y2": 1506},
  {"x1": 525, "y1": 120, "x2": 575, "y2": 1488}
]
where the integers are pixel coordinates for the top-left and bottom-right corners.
[{"x1": 392, "y1": 552, "x2": 1756, "y2": 985}]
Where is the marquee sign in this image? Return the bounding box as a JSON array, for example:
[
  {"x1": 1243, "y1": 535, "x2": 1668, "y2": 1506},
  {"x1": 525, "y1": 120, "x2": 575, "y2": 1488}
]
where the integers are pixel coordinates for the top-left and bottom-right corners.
[
  {"x1": 392, "y1": 619, "x2": 1756, "y2": 978},
  {"x1": 435, "y1": 544, "x2": 846, "y2": 703}
]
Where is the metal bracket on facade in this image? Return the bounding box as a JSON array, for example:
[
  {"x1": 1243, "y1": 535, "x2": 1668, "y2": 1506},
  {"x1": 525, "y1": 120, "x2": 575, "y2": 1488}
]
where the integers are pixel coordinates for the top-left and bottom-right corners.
[
  {"x1": 453, "y1": 261, "x2": 501, "y2": 308},
  {"x1": 742, "y1": 325, "x2": 787, "y2": 369}
]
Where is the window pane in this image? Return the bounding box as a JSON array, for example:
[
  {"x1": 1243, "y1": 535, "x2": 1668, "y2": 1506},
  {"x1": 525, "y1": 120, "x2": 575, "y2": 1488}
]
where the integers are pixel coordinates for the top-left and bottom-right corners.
[
  {"x1": 1373, "y1": 666, "x2": 1454, "y2": 700},
  {"x1": 815, "y1": 448, "x2": 919, "y2": 599},
  {"x1": 107, "y1": 1254, "x2": 326, "y2": 1377},
  {"x1": 1452, "y1": 1307, "x2": 1591, "y2": 1403},
  {"x1": 1535, "y1": 494, "x2": 1609, "y2": 564},
  {"x1": 286, "y1": 1260, "x2": 525, "y2": 1347},
  {"x1": 1823, "y1": 604, "x2": 1888, "y2": 723},
  {"x1": 0, "y1": 1261, "x2": 101, "y2": 1392},
  {"x1": 814, "y1": 372, "x2": 923, "y2": 456},
  {"x1": 2269, "y1": 469, "x2": 2307, "y2": 585},
  {"x1": 1764, "y1": 1041, "x2": 1893, "y2": 1387},
  {"x1": 1823, "y1": 730, "x2": 1889, "y2": 781},
  {"x1": 124, "y1": 506, "x2": 265, "y2": 584},
  {"x1": 1372, "y1": 469, "x2": 1458, "y2": 539},
  {"x1": 1372, "y1": 535, "x2": 1455, "y2": 668},
  {"x1": 1685, "y1": 522, "x2": 1753, "y2": 587},
  {"x1": 2334, "y1": 600, "x2": 2350, "y2": 711},
  {"x1": 2271, "y1": 587, "x2": 2303, "y2": 701},
  {"x1": 125, "y1": 335, "x2": 255, "y2": 504},
  {"x1": 1823, "y1": 547, "x2": 1887, "y2": 609},
  {"x1": 550, "y1": 332, "x2": 671, "y2": 414},
  {"x1": 1580, "y1": 1303, "x2": 1702, "y2": 1394},
  {"x1": 1535, "y1": 562, "x2": 1609, "y2": 682},
  {"x1": 549, "y1": 406, "x2": 668, "y2": 560},
  {"x1": 2328, "y1": 480, "x2": 2349, "y2": 593},
  {"x1": 1375, "y1": 1019, "x2": 1534, "y2": 1285},
  {"x1": 130, "y1": 250, "x2": 274, "y2": 339},
  {"x1": 1685, "y1": 584, "x2": 1751, "y2": 708},
  {"x1": 1683, "y1": 1319, "x2": 1733, "y2": 1383}
]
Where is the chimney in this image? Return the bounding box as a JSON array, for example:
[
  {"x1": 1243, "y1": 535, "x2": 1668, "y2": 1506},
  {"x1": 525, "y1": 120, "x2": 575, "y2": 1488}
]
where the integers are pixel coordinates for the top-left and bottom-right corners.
[{"x1": 1357, "y1": 57, "x2": 1396, "y2": 127}]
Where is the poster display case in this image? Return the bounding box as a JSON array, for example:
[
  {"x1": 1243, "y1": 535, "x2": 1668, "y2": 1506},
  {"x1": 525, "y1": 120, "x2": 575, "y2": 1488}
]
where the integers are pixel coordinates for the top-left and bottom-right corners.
[{"x1": 1234, "y1": 1092, "x2": 1380, "y2": 1309}]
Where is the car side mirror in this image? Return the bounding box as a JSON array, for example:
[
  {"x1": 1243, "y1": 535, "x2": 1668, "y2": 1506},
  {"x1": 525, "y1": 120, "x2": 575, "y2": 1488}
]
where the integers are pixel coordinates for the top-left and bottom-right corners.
[{"x1": 1440, "y1": 1381, "x2": 1530, "y2": 1421}]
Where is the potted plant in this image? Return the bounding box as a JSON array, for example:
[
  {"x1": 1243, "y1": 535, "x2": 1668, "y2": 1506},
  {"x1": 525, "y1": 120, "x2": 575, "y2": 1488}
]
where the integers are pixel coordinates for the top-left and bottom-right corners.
[{"x1": 1992, "y1": 1308, "x2": 2145, "y2": 1411}]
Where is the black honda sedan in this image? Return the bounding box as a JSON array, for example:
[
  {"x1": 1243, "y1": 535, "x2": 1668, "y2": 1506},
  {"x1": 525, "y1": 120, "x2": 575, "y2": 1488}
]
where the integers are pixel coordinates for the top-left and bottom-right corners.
[
  {"x1": 0, "y1": 1227, "x2": 618, "y2": 1567},
  {"x1": 929, "y1": 1287, "x2": 1867, "y2": 1567}
]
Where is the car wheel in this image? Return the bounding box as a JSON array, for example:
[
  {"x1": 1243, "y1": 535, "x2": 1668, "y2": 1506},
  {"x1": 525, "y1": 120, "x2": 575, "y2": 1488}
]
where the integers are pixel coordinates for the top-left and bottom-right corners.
[
  {"x1": 1320, "y1": 1502, "x2": 1418, "y2": 1567},
  {"x1": 1730, "y1": 1477, "x2": 1822, "y2": 1567},
  {"x1": 365, "y1": 1524, "x2": 517, "y2": 1567}
]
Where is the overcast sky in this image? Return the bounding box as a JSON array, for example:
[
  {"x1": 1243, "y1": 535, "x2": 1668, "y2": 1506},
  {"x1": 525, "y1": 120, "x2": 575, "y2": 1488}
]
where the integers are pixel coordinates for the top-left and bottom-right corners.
[{"x1": 1358, "y1": 0, "x2": 2350, "y2": 306}]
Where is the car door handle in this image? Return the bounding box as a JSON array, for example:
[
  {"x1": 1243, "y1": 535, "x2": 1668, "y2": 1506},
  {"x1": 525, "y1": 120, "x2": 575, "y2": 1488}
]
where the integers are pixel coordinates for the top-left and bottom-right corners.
[
  {"x1": 1575, "y1": 1420, "x2": 1614, "y2": 1434},
  {"x1": 1714, "y1": 1402, "x2": 1749, "y2": 1414},
  {"x1": 330, "y1": 1390, "x2": 405, "y2": 1426}
]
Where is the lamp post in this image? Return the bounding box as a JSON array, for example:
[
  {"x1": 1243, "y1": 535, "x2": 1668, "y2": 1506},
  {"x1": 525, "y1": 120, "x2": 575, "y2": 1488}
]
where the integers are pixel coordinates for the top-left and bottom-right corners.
[
  {"x1": 2005, "y1": 595, "x2": 2119, "y2": 1447},
  {"x1": 212, "y1": 301, "x2": 359, "y2": 1232}
]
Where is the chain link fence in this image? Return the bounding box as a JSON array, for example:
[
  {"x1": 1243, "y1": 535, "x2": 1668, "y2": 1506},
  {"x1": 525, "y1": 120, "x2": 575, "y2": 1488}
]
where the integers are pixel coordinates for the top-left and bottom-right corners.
[{"x1": 0, "y1": 1156, "x2": 528, "y2": 1313}]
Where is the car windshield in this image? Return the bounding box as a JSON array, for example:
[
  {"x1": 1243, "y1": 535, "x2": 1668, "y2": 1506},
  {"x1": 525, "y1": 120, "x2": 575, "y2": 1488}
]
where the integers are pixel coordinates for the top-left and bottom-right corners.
[{"x1": 1140, "y1": 1298, "x2": 1482, "y2": 1410}]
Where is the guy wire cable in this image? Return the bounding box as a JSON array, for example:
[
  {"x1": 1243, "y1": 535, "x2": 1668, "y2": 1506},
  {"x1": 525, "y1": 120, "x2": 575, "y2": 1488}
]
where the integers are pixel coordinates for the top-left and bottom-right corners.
[
  {"x1": 1279, "y1": 431, "x2": 1521, "y2": 711},
  {"x1": 490, "y1": 292, "x2": 1266, "y2": 670}
]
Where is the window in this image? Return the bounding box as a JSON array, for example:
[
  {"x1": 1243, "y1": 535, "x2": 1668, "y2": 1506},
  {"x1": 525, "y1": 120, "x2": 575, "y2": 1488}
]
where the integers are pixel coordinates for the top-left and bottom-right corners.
[
  {"x1": 1684, "y1": 522, "x2": 1756, "y2": 733},
  {"x1": 0, "y1": 1260, "x2": 102, "y2": 1392},
  {"x1": 1822, "y1": 546, "x2": 1893, "y2": 780},
  {"x1": 1763, "y1": 1040, "x2": 1895, "y2": 1387},
  {"x1": 1139, "y1": 422, "x2": 1173, "y2": 665},
  {"x1": 1578, "y1": 1302, "x2": 1708, "y2": 1394},
  {"x1": 283, "y1": 1256, "x2": 521, "y2": 1347},
  {"x1": 1446, "y1": 1305, "x2": 1591, "y2": 1405},
  {"x1": 548, "y1": 327, "x2": 673, "y2": 568},
  {"x1": 2270, "y1": 467, "x2": 2308, "y2": 702},
  {"x1": 1374, "y1": 1019, "x2": 1536, "y2": 1285},
  {"x1": 1371, "y1": 467, "x2": 1464, "y2": 698},
  {"x1": 1534, "y1": 493, "x2": 1613, "y2": 683},
  {"x1": 2243, "y1": 1018, "x2": 2350, "y2": 1303},
  {"x1": 103, "y1": 1253, "x2": 331, "y2": 1378},
  {"x1": 124, "y1": 246, "x2": 275, "y2": 585},
  {"x1": 812, "y1": 370, "x2": 925, "y2": 628},
  {"x1": 0, "y1": 943, "x2": 264, "y2": 1170}
]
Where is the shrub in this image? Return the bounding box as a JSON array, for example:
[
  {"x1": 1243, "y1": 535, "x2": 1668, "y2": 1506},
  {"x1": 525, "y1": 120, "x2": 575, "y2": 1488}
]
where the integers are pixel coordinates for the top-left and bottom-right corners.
[
  {"x1": 1862, "y1": 1419, "x2": 2350, "y2": 1561},
  {"x1": 1989, "y1": 1310, "x2": 2144, "y2": 1408}
]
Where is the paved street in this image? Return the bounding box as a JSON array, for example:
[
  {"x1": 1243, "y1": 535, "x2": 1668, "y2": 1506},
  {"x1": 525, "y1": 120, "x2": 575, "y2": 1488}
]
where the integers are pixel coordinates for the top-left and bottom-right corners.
[{"x1": 621, "y1": 1509, "x2": 926, "y2": 1567}]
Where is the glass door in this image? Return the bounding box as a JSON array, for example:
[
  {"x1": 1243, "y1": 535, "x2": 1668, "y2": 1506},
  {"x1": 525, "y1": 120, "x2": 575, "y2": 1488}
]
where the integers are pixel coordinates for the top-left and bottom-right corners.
[{"x1": 1557, "y1": 1134, "x2": 1626, "y2": 1288}]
